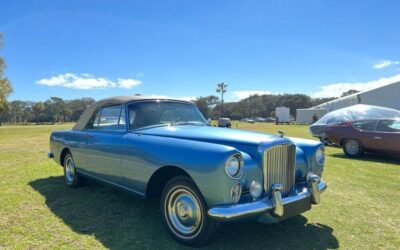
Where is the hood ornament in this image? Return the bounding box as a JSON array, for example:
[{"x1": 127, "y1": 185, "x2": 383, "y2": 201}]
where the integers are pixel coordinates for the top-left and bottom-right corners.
[{"x1": 278, "y1": 130, "x2": 286, "y2": 138}]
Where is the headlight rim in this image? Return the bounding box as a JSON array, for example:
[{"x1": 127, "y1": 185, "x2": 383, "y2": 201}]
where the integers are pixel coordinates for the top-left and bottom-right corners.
[{"x1": 224, "y1": 153, "x2": 244, "y2": 179}]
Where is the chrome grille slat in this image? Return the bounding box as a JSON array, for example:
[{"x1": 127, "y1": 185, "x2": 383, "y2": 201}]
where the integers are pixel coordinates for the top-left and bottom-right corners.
[{"x1": 263, "y1": 144, "x2": 296, "y2": 197}]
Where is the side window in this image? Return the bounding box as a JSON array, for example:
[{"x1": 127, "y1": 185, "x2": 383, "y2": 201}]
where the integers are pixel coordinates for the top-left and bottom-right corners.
[
  {"x1": 352, "y1": 120, "x2": 376, "y2": 131},
  {"x1": 128, "y1": 103, "x2": 159, "y2": 129},
  {"x1": 376, "y1": 120, "x2": 400, "y2": 132},
  {"x1": 97, "y1": 105, "x2": 121, "y2": 131},
  {"x1": 85, "y1": 109, "x2": 101, "y2": 129},
  {"x1": 117, "y1": 106, "x2": 126, "y2": 131}
]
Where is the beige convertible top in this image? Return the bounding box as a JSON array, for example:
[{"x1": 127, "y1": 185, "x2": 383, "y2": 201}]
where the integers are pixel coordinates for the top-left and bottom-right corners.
[{"x1": 72, "y1": 96, "x2": 192, "y2": 130}]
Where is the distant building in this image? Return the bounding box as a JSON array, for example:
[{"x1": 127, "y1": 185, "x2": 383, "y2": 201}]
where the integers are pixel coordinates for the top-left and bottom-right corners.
[
  {"x1": 296, "y1": 81, "x2": 400, "y2": 124},
  {"x1": 296, "y1": 108, "x2": 328, "y2": 124},
  {"x1": 312, "y1": 81, "x2": 400, "y2": 112}
]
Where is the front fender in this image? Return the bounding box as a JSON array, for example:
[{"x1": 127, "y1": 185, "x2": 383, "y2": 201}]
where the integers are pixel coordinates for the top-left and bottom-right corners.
[
  {"x1": 289, "y1": 137, "x2": 325, "y2": 177},
  {"x1": 122, "y1": 133, "x2": 243, "y2": 207}
]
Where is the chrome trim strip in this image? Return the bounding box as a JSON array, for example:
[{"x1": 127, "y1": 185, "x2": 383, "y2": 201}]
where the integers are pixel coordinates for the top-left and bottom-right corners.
[{"x1": 208, "y1": 180, "x2": 327, "y2": 221}]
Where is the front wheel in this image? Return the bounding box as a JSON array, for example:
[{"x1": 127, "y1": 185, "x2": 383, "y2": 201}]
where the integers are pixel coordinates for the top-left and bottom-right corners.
[
  {"x1": 343, "y1": 139, "x2": 364, "y2": 158},
  {"x1": 161, "y1": 176, "x2": 216, "y2": 247}
]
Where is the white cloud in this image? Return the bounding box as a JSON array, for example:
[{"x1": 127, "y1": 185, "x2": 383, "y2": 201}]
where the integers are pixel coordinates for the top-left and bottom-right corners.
[
  {"x1": 311, "y1": 74, "x2": 400, "y2": 98},
  {"x1": 373, "y1": 60, "x2": 399, "y2": 69},
  {"x1": 37, "y1": 73, "x2": 142, "y2": 89},
  {"x1": 233, "y1": 90, "x2": 272, "y2": 100},
  {"x1": 117, "y1": 78, "x2": 142, "y2": 89}
]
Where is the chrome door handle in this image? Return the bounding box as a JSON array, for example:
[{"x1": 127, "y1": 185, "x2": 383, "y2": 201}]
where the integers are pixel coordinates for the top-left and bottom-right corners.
[{"x1": 374, "y1": 136, "x2": 381, "y2": 140}]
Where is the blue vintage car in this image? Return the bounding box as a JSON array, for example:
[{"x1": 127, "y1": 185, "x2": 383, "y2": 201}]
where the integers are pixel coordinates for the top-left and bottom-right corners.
[{"x1": 48, "y1": 96, "x2": 327, "y2": 246}]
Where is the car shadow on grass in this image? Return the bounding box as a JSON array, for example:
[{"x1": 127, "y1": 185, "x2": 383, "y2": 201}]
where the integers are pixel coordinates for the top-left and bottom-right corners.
[
  {"x1": 30, "y1": 176, "x2": 339, "y2": 249},
  {"x1": 329, "y1": 152, "x2": 400, "y2": 164}
]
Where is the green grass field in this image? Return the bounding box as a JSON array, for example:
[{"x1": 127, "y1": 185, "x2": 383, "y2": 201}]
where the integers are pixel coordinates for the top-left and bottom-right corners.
[{"x1": 0, "y1": 123, "x2": 399, "y2": 249}]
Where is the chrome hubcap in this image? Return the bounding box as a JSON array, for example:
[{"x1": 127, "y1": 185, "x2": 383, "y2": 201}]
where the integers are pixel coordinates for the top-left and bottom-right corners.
[
  {"x1": 345, "y1": 140, "x2": 359, "y2": 155},
  {"x1": 166, "y1": 188, "x2": 202, "y2": 238},
  {"x1": 65, "y1": 157, "x2": 75, "y2": 184}
]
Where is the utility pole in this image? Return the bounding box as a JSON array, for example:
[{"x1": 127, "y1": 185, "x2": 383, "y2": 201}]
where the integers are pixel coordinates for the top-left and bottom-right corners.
[{"x1": 216, "y1": 82, "x2": 227, "y2": 117}]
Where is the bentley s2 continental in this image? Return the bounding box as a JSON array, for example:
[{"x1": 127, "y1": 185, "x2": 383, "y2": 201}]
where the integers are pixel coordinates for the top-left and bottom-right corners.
[{"x1": 48, "y1": 96, "x2": 327, "y2": 246}]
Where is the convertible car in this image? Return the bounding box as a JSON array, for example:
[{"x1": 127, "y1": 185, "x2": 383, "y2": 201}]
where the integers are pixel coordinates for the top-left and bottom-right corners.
[{"x1": 48, "y1": 96, "x2": 327, "y2": 246}]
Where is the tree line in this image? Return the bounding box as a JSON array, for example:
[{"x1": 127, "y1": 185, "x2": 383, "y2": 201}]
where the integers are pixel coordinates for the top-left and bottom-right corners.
[
  {"x1": 194, "y1": 94, "x2": 335, "y2": 120},
  {"x1": 0, "y1": 94, "x2": 335, "y2": 124},
  {"x1": 0, "y1": 97, "x2": 95, "y2": 124},
  {"x1": 0, "y1": 33, "x2": 12, "y2": 121}
]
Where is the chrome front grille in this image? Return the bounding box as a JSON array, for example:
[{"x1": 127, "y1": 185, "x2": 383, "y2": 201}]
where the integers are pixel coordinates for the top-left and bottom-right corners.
[{"x1": 263, "y1": 144, "x2": 296, "y2": 197}]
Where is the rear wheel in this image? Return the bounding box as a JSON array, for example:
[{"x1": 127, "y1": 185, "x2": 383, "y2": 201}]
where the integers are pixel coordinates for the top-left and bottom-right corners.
[
  {"x1": 161, "y1": 176, "x2": 216, "y2": 247},
  {"x1": 63, "y1": 152, "x2": 84, "y2": 187},
  {"x1": 343, "y1": 139, "x2": 364, "y2": 158}
]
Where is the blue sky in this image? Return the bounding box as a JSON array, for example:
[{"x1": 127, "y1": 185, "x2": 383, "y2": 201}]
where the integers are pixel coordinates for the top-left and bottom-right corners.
[{"x1": 1, "y1": 0, "x2": 400, "y2": 102}]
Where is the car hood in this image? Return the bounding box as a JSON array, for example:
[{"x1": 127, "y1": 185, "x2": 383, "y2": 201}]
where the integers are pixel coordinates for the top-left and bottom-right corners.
[
  {"x1": 133, "y1": 125, "x2": 320, "y2": 179},
  {"x1": 134, "y1": 125, "x2": 281, "y2": 148}
]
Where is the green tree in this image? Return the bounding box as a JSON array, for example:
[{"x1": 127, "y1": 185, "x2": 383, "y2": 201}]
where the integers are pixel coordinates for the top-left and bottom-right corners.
[
  {"x1": 67, "y1": 98, "x2": 95, "y2": 121},
  {"x1": 32, "y1": 102, "x2": 48, "y2": 122},
  {"x1": 311, "y1": 97, "x2": 336, "y2": 107},
  {"x1": 194, "y1": 95, "x2": 219, "y2": 118},
  {"x1": 0, "y1": 33, "x2": 12, "y2": 124}
]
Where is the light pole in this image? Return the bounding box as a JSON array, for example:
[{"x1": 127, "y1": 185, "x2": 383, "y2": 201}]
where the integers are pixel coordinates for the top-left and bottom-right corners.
[{"x1": 216, "y1": 82, "x2": 227, "y2": 117}]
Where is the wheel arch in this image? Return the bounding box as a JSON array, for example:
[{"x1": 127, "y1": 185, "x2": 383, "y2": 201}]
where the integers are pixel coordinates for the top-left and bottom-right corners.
[
  {"x1": 146, "y1": 165, "x2": 198, "y2": 201},
  {"x1": 59, "y1": 147, "x2": 71, "y2": 166},
  {"x1": 340, "y1": 138, "x2": 346, "y2": 146}
]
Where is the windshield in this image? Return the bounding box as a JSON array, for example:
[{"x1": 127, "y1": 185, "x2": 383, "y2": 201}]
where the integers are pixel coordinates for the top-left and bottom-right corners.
[
  {"x1": 314, "y1": 104, "x2": 400, "y2": 125},
  {"x1": 127, "y1": 101, "x2": 207, "y2": 130}
]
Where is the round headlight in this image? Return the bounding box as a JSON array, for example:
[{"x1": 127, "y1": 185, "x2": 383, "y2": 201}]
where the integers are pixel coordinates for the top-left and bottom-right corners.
[
  {"x1": 225, "y1": 155, "x2": 242, "y2": 179},
  {"x1": 250, "y1": 180, "x2": 262, "y2": 199},
  {"x1": 315, "y1": 146, "x2": 325, "y2": 165}
]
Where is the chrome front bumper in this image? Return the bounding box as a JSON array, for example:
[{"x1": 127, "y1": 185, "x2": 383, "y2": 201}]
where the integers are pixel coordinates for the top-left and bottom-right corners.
[{"x1": 208, "y1": 176, "x2": 327, "y2": 221}]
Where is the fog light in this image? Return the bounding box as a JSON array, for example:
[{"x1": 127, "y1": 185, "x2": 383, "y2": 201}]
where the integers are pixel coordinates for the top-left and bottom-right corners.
[
  {"x1": 231, "y1": 183, "x2": 242, "y2": 203},
  {"x1": 250, "y1": 180, "x2": 262, "y2": 199}
]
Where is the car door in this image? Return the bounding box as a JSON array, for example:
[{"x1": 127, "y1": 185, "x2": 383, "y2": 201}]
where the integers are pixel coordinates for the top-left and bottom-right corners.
[
  {"x1": 82, "y1": 105, "x2": 127, "y2": 184},
  {"x1": 350, "y1": 120, "x2": 377, "y2": 150},
  {"x1": 373, "y1": 120, "x2": 400, "y2": 154}
]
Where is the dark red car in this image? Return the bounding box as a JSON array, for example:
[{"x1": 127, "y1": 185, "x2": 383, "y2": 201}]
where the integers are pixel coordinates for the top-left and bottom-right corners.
[{"x1": 326, "y1": 119, "x2": 400, "y2": 157}]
